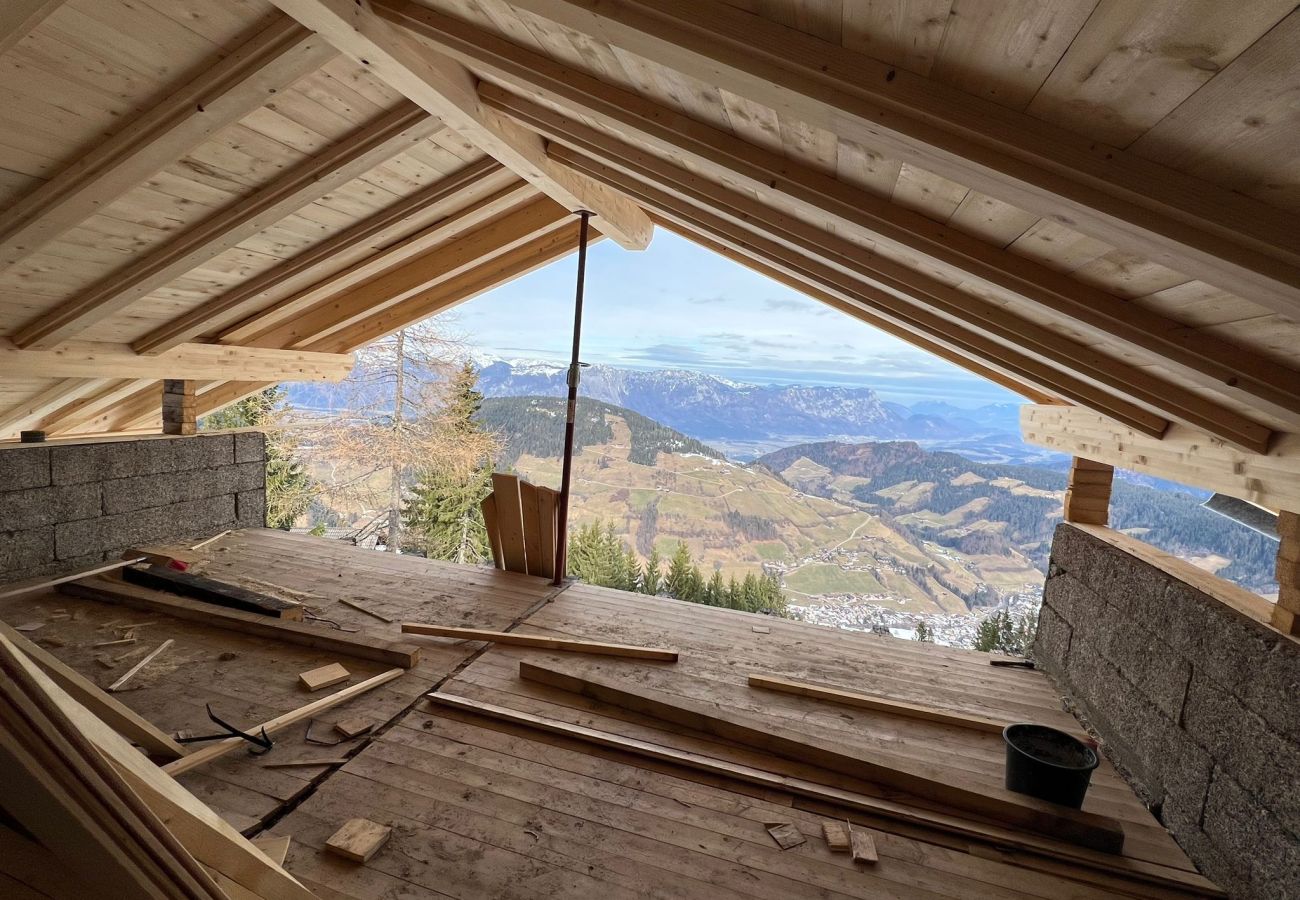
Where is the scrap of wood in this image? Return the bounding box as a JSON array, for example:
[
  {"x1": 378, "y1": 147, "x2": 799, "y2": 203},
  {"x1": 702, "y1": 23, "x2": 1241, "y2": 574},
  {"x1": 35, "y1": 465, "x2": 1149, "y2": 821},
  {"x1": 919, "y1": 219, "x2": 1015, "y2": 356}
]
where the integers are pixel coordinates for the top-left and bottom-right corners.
[
  {"x1": 61, "y1": 577, "x2": 420, "y2": 668},
  {"x1": 163, "y1": 668, "x2": 404, "y2": 776},
  {"x1": 0, "y1": 619, "x2": 184, "y2": 758},
  {"x1": 821, "y1": 821, "x2": 851, "y2": 853},
  {"x1": 15, "y1": 622, "x2": 43, "y2": 632},
  {"x1": 0, "y1": 557, "x2": 147, "y2": 600},
  {"x1": 189, "y1": 530, "x2": 231, "y2": 551},
  {"x1": 123, "y1": 565, "x2": 304, "y2": 620},
  {"x1": 850, "y1": 825, "x2": 878, "y2": 865},
  {"x1": 299, "y1": 662, "x2": 350, "y2": 692},
  {"x1": 765, "y1": 822, "x2": 805, "y2": 850},
  {"x1": 339, "y1": 597, "x2": 393, "y2": 623},
  {"x1": 334, "y1": 717, "x2": 373, "y2": 738},
  {"x1": 429, "y1": 694, "x2": 1216, "y2": 897},
  {"x1": 260, "y1": 757, "x2": 349, "y2": 768},
  {"x1": 250, "y1": 835, "x2": 291, "y2": 867},
  {"x1": 93, "y1": 637, "x2": 137, "y2": 648},
  {"x1": 401, "y1": 623, "x2": 678, "y2": 661},
  {"x1": 107, "y1": 639, "x2": 174, "y2": 692},
  {"x1": 519, "y1": 661, "x2": 1124, "y2": 854},
  {"x1": 748, "y1": 674, "x2": 1009, "y2": 734},
  {"x1": 751, "y1": 625, "x2": 770, "y2": 634},
  {"x1": 325, "y1": 818, "x2": 391, "y2": 863}
]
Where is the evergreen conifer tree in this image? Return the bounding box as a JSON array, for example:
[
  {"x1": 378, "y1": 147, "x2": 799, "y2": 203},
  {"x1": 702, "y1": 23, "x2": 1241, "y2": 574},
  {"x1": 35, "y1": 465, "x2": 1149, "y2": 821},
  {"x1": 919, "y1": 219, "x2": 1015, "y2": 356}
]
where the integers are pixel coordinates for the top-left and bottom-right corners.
[
  {"x1": 666, "y1": 543, "x2": 695, "y2": 600},
  {"x1": 642, "y1": 546, "x2": 663, "y2": 596}
]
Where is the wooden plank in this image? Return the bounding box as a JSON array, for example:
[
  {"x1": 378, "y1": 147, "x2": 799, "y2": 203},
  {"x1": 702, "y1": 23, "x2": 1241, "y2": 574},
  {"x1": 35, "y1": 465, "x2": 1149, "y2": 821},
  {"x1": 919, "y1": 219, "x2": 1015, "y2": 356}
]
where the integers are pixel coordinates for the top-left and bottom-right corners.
[
  {"x1": 503, "y1": 0, "x2": 1300, "y2": 316},
  {"x1": 747, "y1": 674, "x2": 1010, "y2": 734},
  {"x1": 849, "y1": 825, "x2": 878, "y2": 865},
  {"x1": 163, "y1": 668, "x2": 405, "y2": 776},
  {"x1": 517, "y1": 661, "x2": 1124, "y2": 853},
  {"x1": 1273, "y1": 511, "x2": 1300, "y2": 636},
  {"x1": 123, "y1": 564, "x2": 305, "y2": 620},
  {"x1": 535, "y1": 485, "x2": 558, "y2": 580},
  {"x1": 394, "y1": 3, "x2": 1300, "y2": 421},
  {"x1": 1, "y1": 630, "x2": 315, "y2": 900},
  {"x1": 491, "y1": 473, "x2": 528, "y2": 574},
  {"x1": 299, "y1": 662, "x2": 351, "y2": 691},
  {"x1": 0, "y1": 618, "x2": 185, "y2": 759},
  {"x1": 250, "y1": 835, "x2": 291, "y2": 867},
  {"x1": 401, "y1": 624, "x2": 677, "y2": 660},
  {"x1": 265, "y1": 0, "x2": 652, "y2": 250},
  {"x1": 325, "y1": 818, "x2": 392, "y2": 862},
  {"x1": 107, "y1": 639, "x2": 173, "y2": 692},
  {"x1": 481, "y1": 494, "x2": 503, "y2": 569},
  {"x1": 60, "y1": 576, "x2": 421, "y2": 668},
  {"x1": 821, "y1": 820, "x2": 851, "y2": 853},
  {"x1": 1021, "y1": 404, "x2": 1300, "y2": 512},
  {"x1": 0, "y1": 0, "x2": 63, "y2": 57},
  {"x1": 428, "y1": 694, "x2": 1219, "y2": 896},
  {"x1": 519, "y1": 480, "x2": 543, "y2": 577},
  {"x1": 0, "y1": 17, "x2": 335, "y2": 271},
  {"x1": 13, "y1": 104, "x2": 442, "y2": 349},
  {"x1": 132, "y1": 158, "x2": 507, "y2": 355},
  {"x1": 0, "y1": 557, "x2": 145, "y2": 600},
  {"x1": 0, "y1": 340, "x2": 356, "y2": 382}
]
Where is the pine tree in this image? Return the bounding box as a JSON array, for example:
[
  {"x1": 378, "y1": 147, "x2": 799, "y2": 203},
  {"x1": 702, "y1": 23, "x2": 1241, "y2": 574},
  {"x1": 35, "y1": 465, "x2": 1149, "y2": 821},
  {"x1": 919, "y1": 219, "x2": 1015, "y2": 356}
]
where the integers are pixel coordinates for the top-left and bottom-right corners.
[
  {"x1": 403, "y1": 362, "x2": 496, "y2": 563},
  {"x1": 705, "y1": 570, "x2": 725, "y2": 606},
  {"x1": 726, "y1": 576, "x2": 742, "y2": 610},
  {"x1": 642, "y1": 546, "x2": 663, "y2": 596},
  {"x1": 666, "y1": 543, "x2": 695, "y2": 600},
  {"x1": 200, "y1": 386, "x2": 312, "y2": 530}
]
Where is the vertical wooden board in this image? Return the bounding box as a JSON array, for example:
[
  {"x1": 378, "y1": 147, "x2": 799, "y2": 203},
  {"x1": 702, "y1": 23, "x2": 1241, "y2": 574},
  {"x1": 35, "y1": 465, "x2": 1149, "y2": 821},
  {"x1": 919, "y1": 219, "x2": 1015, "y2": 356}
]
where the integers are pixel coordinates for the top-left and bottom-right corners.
[
  {"x1": 536, "y1": 486, "x2": 557, "y2": 580},
  {"x1": 490, "y1": 473, "x2": 527, "y2": 574},
  {"x1": 519, "y1": 480, "x2": 543, "y2": 577},
  {"x1": 480, "y1": 494, "x2": 503, "y2": 569}
]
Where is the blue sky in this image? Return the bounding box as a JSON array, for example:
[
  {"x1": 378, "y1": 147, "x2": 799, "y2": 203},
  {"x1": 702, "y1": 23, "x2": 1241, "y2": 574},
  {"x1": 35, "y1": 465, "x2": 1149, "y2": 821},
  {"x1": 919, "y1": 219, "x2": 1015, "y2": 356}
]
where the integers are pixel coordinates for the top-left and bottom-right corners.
[{"x1": 436, "y1": 229, "x2": 1019, "y2": 409}]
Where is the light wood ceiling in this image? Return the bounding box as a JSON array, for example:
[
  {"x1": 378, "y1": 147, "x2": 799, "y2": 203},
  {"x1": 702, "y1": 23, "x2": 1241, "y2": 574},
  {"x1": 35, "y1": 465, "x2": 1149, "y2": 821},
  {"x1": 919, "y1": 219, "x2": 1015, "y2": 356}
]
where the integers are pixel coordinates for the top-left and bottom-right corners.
[{"x1": 0, "y1": 0, "x2": 1297, "y2": 466}]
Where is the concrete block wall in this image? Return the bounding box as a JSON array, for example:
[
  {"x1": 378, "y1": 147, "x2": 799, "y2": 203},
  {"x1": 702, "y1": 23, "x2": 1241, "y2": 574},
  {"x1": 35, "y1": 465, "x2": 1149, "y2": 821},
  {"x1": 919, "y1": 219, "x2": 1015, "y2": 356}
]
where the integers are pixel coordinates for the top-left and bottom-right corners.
[
  {"x1": 0, "y1": 432, "x2": 266, "y2": 583},
  {"x1": 1037, "y1": 523, "x2": 1300, "y2": 900}
]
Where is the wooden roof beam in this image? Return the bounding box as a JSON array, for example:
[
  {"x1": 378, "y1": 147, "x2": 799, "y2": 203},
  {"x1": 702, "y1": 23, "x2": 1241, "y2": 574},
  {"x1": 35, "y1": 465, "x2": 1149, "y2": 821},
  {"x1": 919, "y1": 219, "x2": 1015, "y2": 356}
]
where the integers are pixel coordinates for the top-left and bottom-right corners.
[
  {"x1": 433, "y1": 44, "x2": 1300, "y2": 424},
  {"x1": 0, "y1": 341, "x2": 355, "y2": 382},
  {"x1": 544, "y1": 135, "x2": 1274, "y2": 453},
  {"x1": 0, "y1": 0, "x2": 63, "y2": 57},
  {"x1": 0, "y1": 378, "x2": 106, "y2": 436},
  {"x1": 265, "y1": 0, "x2": 651, "y2": 250},
  {"x1": 12, "y1": 104, "x2": 443, "y2": 349},
  {"x1": 0, "y1": 16, "x2": 336, "y2": 271},
  {"x1": 504, "y1": 0, "x2": 1300, "y2": 317},
  {"x1": 1022, "y1": 405, "x2": 1300, "y2": 514},
  {"x1": 223, "y1": 189, "x2": 557, "y2": 349},
  {"x1": 132, "y1": 158, "x2": 511, "y2": 355}
]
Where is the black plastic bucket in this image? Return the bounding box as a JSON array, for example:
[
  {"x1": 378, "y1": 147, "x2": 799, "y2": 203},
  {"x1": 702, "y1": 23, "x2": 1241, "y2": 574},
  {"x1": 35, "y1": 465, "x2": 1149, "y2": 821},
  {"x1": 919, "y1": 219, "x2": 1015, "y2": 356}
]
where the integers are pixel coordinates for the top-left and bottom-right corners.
[{"x1": 1002, "y1": 723, "x2": 1099, "y2": 809}]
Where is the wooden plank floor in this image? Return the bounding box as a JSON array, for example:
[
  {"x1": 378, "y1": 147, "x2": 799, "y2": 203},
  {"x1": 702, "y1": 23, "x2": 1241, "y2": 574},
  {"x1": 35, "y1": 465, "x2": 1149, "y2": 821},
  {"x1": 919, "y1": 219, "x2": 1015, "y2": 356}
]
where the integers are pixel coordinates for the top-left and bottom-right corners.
[{"x1": 0, "y1": 530, "x2": 1218, "y2": 898}]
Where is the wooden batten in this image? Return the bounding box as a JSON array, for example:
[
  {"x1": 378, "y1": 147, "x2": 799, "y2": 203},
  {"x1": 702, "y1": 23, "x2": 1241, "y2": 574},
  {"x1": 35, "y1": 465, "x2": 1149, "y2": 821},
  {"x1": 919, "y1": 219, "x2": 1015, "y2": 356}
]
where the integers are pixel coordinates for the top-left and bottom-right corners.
[
  {"x1": 1274, "y1": 511, "x2": 1300, "y2": 635},
  {"x1": 1064, "y1": 458, "x2": 1114, "y2": 526}
]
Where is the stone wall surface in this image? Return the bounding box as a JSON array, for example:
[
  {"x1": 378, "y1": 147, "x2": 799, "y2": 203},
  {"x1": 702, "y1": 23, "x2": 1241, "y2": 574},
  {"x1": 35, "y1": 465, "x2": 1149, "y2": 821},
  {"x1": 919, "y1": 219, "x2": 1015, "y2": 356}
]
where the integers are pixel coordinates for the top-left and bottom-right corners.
[
  {"x1": 0, "y1": 433, "x2": 265, "y2": 583},
  {"x1": 1037, "y1": 523, "x2": 1300, "y2": 900}
]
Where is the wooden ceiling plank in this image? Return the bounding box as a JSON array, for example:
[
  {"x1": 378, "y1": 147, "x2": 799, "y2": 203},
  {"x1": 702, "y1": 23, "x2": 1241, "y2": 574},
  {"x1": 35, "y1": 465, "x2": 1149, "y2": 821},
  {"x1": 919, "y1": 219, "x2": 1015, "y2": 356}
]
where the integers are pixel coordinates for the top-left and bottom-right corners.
[
  {"x1": 500, "y1": 0, "x2": 1300, "y2": 316},
  {"x1": 0, "y1": 17, "x2": 336, "y2": 271},
  {"x1": 1022, "y1": 404, "x2": 1300, "y2": 514},
  {"x1": 586, "y1": 160, "x2": 1168, "y2": 435},
  {"x1": 0, "y1": 341, "x2": 355, "y2": 382},
  {"x1": 264, "y1": 0, "x2": 651, "y2": 250},
  {"x1": 379, "y1": 3, "x2": 1300, "y2": 424},
  {"x1": 11, "y1": 103, "x2": 444, "y2": 349},
  {"x1": 37, "y1": 378, "x2": 156, "y2": 437},
  {"x1": 0, "y1": 0, "x2": 64, "y2": 58},
  {"x1": 130, "y1": 157, "x2": 508, "y2": 355},
  {"x1": 220, "y1": 183, "x2": 544, "y2": 347},
  {"x1": 543, "y1": 133, "x2": 1273, "y2": 452},
  {"x1": 0, "y1": 377, "x2": 103, "y2": 434}
]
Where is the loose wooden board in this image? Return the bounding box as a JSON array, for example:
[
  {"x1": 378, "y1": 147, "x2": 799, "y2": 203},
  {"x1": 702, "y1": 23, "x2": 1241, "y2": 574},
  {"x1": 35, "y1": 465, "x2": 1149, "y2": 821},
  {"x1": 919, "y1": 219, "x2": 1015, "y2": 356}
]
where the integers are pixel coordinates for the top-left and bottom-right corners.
[
  {"x1": 401, "y1": 623, "x2": 677, "y2": 660},
  {"x1": 325, "y1": 818, "x2": 391, "y2": 863},
  {"x1": 299, "y1": 662, "x2": 350, "y2": 691}
]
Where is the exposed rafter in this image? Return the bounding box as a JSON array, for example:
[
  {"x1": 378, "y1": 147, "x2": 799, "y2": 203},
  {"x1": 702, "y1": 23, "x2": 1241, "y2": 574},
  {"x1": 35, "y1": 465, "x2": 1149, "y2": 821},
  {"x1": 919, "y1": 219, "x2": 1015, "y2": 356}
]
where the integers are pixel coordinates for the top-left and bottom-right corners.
[
  {"x1": 0, "y1": 0, "x2": 64, "y2": 57},
  {"x1": 374, "y1": 2, "x2": 1300, "y2": 425},
  {"x1": 264, "y1": 0, "x2": 651, "y2": 250},
  {"x1": 0, "y1": 341, "x2": 355, "y2": 381},
  {"x1": 542, "y1": 134, "x2": 1274, "y2": 452},
  {"x1": 0, "y1": 16, "x2": 336, "y2": 271},
  {"x1": 12, "y1": 104, "x2": 443, "y2": 349},
  {"x1": 132, "y1": 158, "x2": 512, "y2": 355},
  {"x1": 502, "y1": 0, "x2": 1300, "y2": 316}
]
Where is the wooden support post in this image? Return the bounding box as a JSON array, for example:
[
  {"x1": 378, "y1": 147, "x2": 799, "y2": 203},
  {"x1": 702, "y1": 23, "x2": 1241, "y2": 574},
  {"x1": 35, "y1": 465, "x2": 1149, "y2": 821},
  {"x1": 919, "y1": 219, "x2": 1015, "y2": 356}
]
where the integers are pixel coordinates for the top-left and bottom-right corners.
[
  {"x1": 1064, "y1": 458, "x2": 1114, "y2": 526},
  {"x1": 1273, "y1": 511, "x2": 1300, "y2": 636},
  {"x1": 161, "y1": 379, "x2": 196, "y2": 436}
]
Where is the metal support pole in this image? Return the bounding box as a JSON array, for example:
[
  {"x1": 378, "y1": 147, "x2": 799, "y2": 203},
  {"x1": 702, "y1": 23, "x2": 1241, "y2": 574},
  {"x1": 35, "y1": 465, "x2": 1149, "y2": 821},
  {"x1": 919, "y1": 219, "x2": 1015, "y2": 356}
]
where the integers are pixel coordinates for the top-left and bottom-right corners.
[{"x1": 553, "y1": 211, "x2": 592, "y2": 585}]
